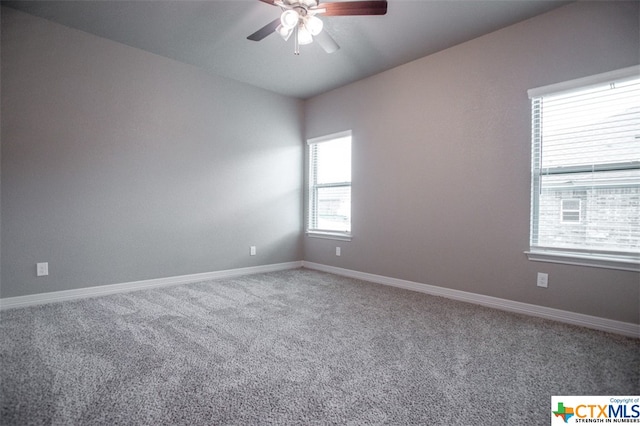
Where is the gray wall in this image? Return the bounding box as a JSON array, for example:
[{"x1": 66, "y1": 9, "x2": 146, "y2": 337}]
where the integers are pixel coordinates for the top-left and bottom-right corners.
[
  {"x1": 1, "y1": 7, "x2": 303, "y2": 298},
  {"x1": 303, "y1": 1, "x2": 640, "y2": 324},
  {"x1": 2, "y1": 2, "x2": 639, "y2": 325}
]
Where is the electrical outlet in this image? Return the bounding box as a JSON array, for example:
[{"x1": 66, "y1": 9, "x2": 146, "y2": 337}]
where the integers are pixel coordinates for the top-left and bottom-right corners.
[
  {"x1": 250, "y1": 246, "x2": 256, "y2": 256},
  {"x1": 537, "y1": 272, "x2": 548, "y2": 288},
  {"x1": 336, "y1": 247, "x2": 341, "y2": 256},
  {"x1": 37, "y1": 262, "x2": 49, "y2": 277}
]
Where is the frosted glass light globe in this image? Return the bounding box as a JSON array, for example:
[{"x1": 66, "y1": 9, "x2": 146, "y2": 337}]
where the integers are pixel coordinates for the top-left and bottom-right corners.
[
  {"x1": 280, "y1": 10, "x2": 299, "y2": 29},
  {"x1": 306, "y1": 16, "x2": 323, "y2": 36}
]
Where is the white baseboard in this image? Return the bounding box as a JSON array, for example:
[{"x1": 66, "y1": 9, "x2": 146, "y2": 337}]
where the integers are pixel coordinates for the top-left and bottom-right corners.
[
  {"x1": 302, "y1": 261, "x2": 640, "y2": 338},
  {"x1": 3, "y1": 260, "x2": 637, "y2": 338},
  {"x1": 0, "y1": 261, "x2": 303, "y2": 311}
]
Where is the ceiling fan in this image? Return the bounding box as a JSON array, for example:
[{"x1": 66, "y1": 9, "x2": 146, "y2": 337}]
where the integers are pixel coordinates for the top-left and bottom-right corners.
[{"x1": 247, "y1": 0, "x2": 387, "y2": 55}]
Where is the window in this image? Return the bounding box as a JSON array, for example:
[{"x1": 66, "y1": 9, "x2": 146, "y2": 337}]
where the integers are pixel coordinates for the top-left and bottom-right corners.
[
  {"x1": 307, "y1": 131, "x2": 352, "y2": 239},
  {"x1": 560, "y1": 199, "x2": 581, "y2": 224},
  {"x1": 527, "y1": 66, "x2": 640, "y2": 271}
]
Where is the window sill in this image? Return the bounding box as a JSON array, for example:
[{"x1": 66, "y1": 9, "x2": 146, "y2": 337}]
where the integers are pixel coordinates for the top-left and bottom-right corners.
[
  {"x1": 525, "y1": 249, "x2": 640, "y2": 272},
  {"x1": 306, "y1": 231, "x2": 352, "y2": 242}
]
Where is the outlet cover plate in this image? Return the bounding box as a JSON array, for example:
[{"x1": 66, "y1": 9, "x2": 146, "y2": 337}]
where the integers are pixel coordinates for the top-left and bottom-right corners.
[
  {"x1": 537, "y1": 272, "x2": 548, "y2": 288},
  {"x1": 37, "y1": 262, "x2": 49, "y2": 277}
]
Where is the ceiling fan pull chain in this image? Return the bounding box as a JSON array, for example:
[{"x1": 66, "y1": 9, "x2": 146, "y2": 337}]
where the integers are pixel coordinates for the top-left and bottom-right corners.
[{"x1": 294, "y1": 25, "x2": 300, "y2": 55}]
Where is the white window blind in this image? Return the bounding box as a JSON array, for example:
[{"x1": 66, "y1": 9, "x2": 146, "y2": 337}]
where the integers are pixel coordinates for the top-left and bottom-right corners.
[
  {"x1": 307, "y1": 131, "x2": 352, "y2": 237},
  {"x1": 527, "y1": 66, "x2": 640, "y2": 270}
]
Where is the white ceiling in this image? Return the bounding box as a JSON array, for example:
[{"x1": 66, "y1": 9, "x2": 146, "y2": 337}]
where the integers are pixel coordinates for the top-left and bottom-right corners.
[{"x1": 2, "y1": 0, "x2": 572, "y2": 99}]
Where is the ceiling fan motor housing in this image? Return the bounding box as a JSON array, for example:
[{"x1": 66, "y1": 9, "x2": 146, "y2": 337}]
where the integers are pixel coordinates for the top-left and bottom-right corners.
[{"x1": 288, "y1": 0, "x2": 319, "y2": 8}]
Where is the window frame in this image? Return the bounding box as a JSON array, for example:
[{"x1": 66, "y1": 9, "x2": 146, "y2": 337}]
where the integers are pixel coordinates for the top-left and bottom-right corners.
[
  {"x1": 525, "y1": 65, "x2": 640, "y2": 272},
  {"x1": 306, "y1": 130, "x2": 352, "y2": 241}
]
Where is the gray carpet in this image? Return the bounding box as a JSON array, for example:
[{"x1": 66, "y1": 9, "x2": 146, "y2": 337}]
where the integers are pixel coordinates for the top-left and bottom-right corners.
[{"x1": 1, "y1": 268, "x2": 638, "y2": 425}]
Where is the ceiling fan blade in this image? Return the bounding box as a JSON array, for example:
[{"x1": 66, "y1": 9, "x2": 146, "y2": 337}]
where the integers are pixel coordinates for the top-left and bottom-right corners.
[
  {"x1": 258, "y1": 0, "x2": 278, "y2": 5},
  {"x1": 315, "y1": 31, "x2": 340, "y2": 54},
  {"x1": 247, "y1": 18, "x2": 281, "y2": 41},
  {"x1": 317, "y1": 1, "x2": 387, "y2": 16}
]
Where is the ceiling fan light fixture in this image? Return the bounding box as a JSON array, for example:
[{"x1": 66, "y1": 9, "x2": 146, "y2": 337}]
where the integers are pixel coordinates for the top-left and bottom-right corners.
[
  {"x1": 280, "y1": 9, "x2": 299, "y2": 29},
  {"x1": 306, "y1": 15, "x2": 323, "y2": 36}
]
